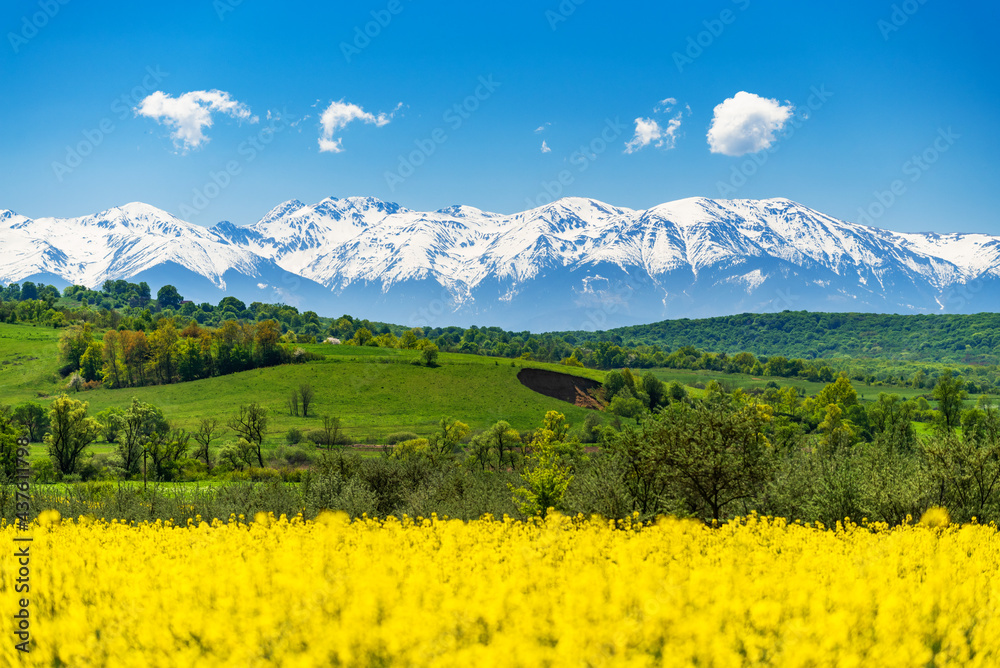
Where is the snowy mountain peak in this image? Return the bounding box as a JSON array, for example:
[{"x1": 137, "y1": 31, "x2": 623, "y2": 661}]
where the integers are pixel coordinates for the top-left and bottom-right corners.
[{"x1": 2, "y1": 195, "x2": 998, "y2": 329}]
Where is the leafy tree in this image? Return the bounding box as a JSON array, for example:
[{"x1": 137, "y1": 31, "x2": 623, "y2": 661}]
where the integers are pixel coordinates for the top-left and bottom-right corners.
[
  {"x1": 45, "y1": 395, "x2": 101, "y2": 475},
  {"x1": 933, "y1": 369, "x2": 968, "y2": 431},
  {"x1": 468, "y1": 420, "x2": 521, "y2": 472},
  {"x1": 511, "y1": 434, "x2": 573, "y2": 518},
  {"x1": 156, "y1": 284, "x2": 183, "y2": 309},
  {"x1": 818, "y1": 404, "x2": 856, "y2": 453},
  {"x1": 867, "y1": 393, "x2": 917, "y2": 454},
  {"x1": 96, "y1": 407, "x2": 125, "y2": 443},
  {"x1": 58, "y1": 323, "x2": 94, "y2": 372},
  {"x1": 12, "y1": 403, "x2": 49, "y2": 442},
  {"x1": 350, "y1": 327, "x2": 373, "y2": 346},
  {"x1": 116, "y1": 398, "x2": 169, "y2": 476},
  {"x1": 79, "y1": 341, "x2": 104, "y2": 382},
  {"x1": 642, "y1": 398, "x2": 774, "y2": 521},
  {"x1": 66, "y1": 372, "x2": 84, "y2": 393},
  {"x1": 428, "y1": 417, "x2": 470, "y2": 457},
  {"x1": 922, "y1": 431, "x2": 1000, "y2": 522},
  {"x1": 0, "y1": 407, "x2": 25, "y2": 479},
  {"x1": 145, "y1": 428, "x2": 190, "y2": 482},
  {"x1": 421, "y1": 343, "x2": 439, "y2": 367},
  {"x1": 961, "y1": 400, "x2": 1000, "y2": 445},
  {"x1": 641, "y1": 372, "x2": 667, "y2": 410}
]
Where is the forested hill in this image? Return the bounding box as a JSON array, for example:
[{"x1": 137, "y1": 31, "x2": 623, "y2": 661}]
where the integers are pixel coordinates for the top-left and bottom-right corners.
[{"x1": 559, "y1": 312, "x2": 1000, "y2": 364}]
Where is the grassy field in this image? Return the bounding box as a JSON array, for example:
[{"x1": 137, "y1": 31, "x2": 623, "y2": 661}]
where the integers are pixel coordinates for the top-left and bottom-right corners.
[
  {"x1": 0, "y1": 323, "x2": 63, "y2": 400},
  {"x1": 2, "y1": 322, "x2": 960, "y2": 455},
  {"x1": 0, "y1": 324, "x2": 604, "y2": 447}
]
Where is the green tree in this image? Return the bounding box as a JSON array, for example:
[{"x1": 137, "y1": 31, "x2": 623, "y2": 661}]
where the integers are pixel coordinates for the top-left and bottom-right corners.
[
  {"x1": 867, "y1": 393, "x2": 917, "y2": 454},
  {"x1": 116, "y1": 398, "x2": 169, "y2": 476},
  {"x1": 350, "y1": 327, "x2": 373, "y2": 346},
  {"x1": 642, "y1": 398, "x2": 774, "y2": 522},
  {"x1": 818, "y1": 404, "x2": 856, "y2": 453},
  {"x1": 58, "y1": 323, "x2": 94, "y2": 371},
  {"x1": 421, "y1": 342, "x2": 439, "y2": 366},
  {"x1": 510, "y1": 442, "x2": 573, "y2": 518},
  {"x1": 0, "y1": 407, "x2": 25, "y2": 479},
  {"x1": 922, "y1": 431, "x2": 1000, "y2": 522},
  {"x1": 933, "y1": 369, "x2": 968, "y2": 431},
  {"x1": 12, "y1": 403, "x2": 49, "y2": 442},
  {"x1": 96, "y1": 407, "x2": 124, "y2": 443},
  {"x1": 45, "y1": 395, "x2": 101, "y2": 475},
  {"x1": 79, "y1": 341, "x2": 104, "y2": 382},
  {"x1": 156, "y1": 284, "x2": 183, "y2": 309}
]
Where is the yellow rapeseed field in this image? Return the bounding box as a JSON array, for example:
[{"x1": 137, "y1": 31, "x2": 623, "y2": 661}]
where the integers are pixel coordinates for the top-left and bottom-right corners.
[{"x1": 3, "y1": 510, "x2": 1000, "y2": 666}]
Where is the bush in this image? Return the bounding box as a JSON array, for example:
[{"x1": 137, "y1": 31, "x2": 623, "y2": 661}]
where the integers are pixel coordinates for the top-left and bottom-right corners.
[
  {"x1": 227, "y1": 467, "x2": 283, "y2": 482},
  {"x1": 306, "y1": 429, "x2": 351, "y2": 448},
  {"x1": 385, "y1": 431, "x2": 419, "y2": 445},
  {"x1": 285, "y1": 428, "x2": 303, "y2": 445},
  {"x1": 301, "y1": 468, "x2": 378, "y2": 518},
  {"x1": 32, "y1": 459, "x2": 57, "y2": 484}
]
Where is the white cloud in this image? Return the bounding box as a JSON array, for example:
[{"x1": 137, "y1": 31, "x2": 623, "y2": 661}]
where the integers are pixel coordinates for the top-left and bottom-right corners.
[
  {"x1": 624, "y1": 115, "x2": 683, "y2": 154},
  {"x1": 541, "y1": 140, "x2": 551, "y2": 153},
  {"x1": 136, "y1": 90, "x2": 256, "y2": 151},
  {"x1": 318, "y1": 100, "x2": 401, "y2": 153},
  {"x1": 534, "y1": 122, "x2": 551, "y2": 133},
  {"x1": 655, "y1": 98, "x2": 677, "y2": 112},
  {"x1": 624, "y1": 97, "x2": 686, "y2": 154},
  {"x1": 707, "y1": 91, "x2": 794, "y2": 157}
]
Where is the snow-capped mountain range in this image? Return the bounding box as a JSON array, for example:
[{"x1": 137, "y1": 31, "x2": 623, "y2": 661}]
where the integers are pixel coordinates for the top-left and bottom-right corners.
[{"x1": 2, "y1": 196, "x2": 998, "y2": 330}]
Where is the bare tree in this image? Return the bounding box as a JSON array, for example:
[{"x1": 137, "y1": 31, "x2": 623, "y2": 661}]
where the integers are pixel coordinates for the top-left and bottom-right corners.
[
  {"x1": 300, "y1": 384, "x2": 315, "y2": 418},
  {"x1": 192, "y1": 417, "x2": 221, "y2": 470},
  {"x1": 320, "y1": 415, "x2": 343, "y2": 449},
  {"x1": 228, "y1": 403, "x2": 268, "y2": 467},
  {"x1": 288, "y1": 390, "x2": 300, "y2": 417}
]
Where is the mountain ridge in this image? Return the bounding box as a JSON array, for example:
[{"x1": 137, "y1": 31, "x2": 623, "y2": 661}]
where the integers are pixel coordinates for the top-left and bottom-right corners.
[{"x1": 1, "y1": 196, "x2": 997, "y2": 329}]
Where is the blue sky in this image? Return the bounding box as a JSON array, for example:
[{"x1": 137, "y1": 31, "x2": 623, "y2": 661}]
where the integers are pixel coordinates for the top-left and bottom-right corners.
[{"x1": 1, "y1": 0, "x2": 997, "y2": 234}]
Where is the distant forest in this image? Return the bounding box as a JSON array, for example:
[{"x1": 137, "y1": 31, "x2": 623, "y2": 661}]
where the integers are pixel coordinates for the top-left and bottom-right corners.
[{"x1": 558, "y1": 311, "x2": 1000, "y2": 365}]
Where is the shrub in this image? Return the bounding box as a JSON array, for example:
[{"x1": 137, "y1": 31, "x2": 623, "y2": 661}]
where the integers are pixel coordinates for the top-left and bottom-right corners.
[
  {"x1": 32, "y1": 459, "x2": 57, "y2": 484},
  {"x1": 286, "y1": 428, "x2": 303, "y2": 445},
  {"x1": 386, "y1": 431, "x2": 419, "y2": 445}
]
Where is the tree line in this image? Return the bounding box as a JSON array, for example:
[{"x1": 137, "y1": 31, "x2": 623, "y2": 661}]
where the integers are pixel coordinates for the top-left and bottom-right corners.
[{"x1": 57, "y1": 318, "x2": 322, "y2": 390}]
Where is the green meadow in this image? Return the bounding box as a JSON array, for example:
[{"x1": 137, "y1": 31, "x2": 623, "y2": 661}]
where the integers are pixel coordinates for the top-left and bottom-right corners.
[{"x1": 0, "y1": 323, "x2": 602, "y2": 447}]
